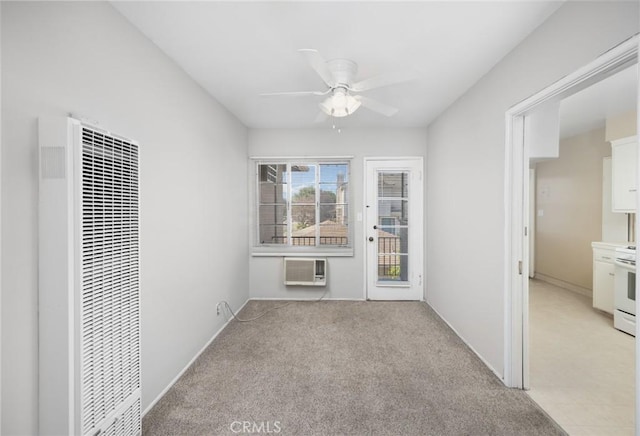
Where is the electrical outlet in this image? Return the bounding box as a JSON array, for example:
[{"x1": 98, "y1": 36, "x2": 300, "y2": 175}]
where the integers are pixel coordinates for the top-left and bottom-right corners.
[{"x1": 216, "y1": 303, "x2": 221, "y2": 316}]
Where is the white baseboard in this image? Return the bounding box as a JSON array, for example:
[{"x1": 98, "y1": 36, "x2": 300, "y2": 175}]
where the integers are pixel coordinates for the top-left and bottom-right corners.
[
  {"x1": 426, "y1": 301, "x2": 504, "y2": 384},
  {"x1": 142, "y1": 298, "x2": 250, "y2": 417},
  {"x1": 534, "y1": 273, "x2": 592, "y2": 297},
  {"x1": 249, "y1": 297, "x2": 365, "y2": 301}
]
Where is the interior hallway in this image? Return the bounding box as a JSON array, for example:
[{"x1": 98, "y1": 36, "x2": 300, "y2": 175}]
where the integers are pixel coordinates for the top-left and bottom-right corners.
[{"x1": 528, "y1": 279, "x2": 635, "y2": 435}]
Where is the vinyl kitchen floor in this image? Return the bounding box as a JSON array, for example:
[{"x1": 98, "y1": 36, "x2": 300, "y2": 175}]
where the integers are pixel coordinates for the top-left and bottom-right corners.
[{"x1": 528, "y1": 279, "x2": 635, "y2": 436}]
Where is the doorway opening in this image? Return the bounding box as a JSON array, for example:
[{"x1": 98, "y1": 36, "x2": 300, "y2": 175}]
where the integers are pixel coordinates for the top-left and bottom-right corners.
[
  {"x1": 505, "y1": 34, "x2": 638, "y2": 387},
  {"x1": 528, "y1": 63, "x2": 637, "y2": 433},
  {"x1": 504, "y1": 34, "x2": 638, "y2": 431}
]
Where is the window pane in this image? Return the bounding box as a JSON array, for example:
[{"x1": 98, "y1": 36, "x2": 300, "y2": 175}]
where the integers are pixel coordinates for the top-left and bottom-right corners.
[
  {"x1": 291, "y1": 164, "x2": 316, "y2": 204},
  {"x1": 377, "y1": 227, "x2": 408, "y2": 254},
  {"x1": 291, "y1": 204, "x2": 316, "y2": 231},
  {"x1": 319, "y1": 221, "x2": 348, "y2": 246},
  {"x1": 259, "y1": 164, "x2": 287, "y2": 204},
  {"x1": 259, "y1": 164, "x2": 287, "y2": 183},
  {"x1": 378, "y1": 172, "x2": 408, "y2": 198},
  {"x1": 258, "y1": 201, "x2": 287, "y2": 244},
  {"x1": 259, "y1": 205, "x2": 287, "y2": 225},
  {"x1": 378, "y1": 199, "x2": 408, "y2": 225},
  {"x1": 292, "y1": 187, "x2": 315, "y2": 205},
  {"x1": 318, "y1": 183, "x2": 337, "y2": 198},
  {"x1": 318, "y1": 204, "x2": 334, "y2": 223},
  {"x1": 291, "y1": 201, "x2": 316, "y2": 246},
  {"x1": 259, "y1": 183, "x2": 287, "y2": 204},
  {"x1": 258, "y1": 163, "x2": 288, "y2": 246},
  {"x1": 320, "y1": 164, "x2": 348, "y2": 184},
  {"x1": 318, "y1": 184, "x2": 347, "y2": 205},
  {"x1": 378, "y1": 254, "x2": 408, "y2": 281},
  {"x1": 259, "y1": 224, "x2": 288, "y2": 244},
  {"x1": 319, "y1": 164, "x2": 348, "y2": 246}
]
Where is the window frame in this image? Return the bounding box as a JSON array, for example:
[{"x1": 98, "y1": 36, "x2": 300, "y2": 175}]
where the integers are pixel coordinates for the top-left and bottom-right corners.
[{"x1": 252, "y1": 158, "x2": 353, "y2": 257}]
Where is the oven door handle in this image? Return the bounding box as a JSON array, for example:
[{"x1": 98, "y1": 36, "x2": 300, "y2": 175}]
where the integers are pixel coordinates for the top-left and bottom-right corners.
[{"x1": 615, "y1": 259, "x2": 636, "y2": 268}]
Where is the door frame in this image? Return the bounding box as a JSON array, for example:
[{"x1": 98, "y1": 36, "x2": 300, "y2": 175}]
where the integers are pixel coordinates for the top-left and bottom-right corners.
[
  {"x1": 363, "y1": 156, "x2": 424, "y2": 301},
  {"x1": 504, "y1": 35, "x2": 638, "y2": 389}
]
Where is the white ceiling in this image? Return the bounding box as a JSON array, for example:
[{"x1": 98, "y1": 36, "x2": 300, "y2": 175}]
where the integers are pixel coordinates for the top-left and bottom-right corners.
[
  {"x1": 113, "y1": 1, "x2": 563, "y2": 129},
  {"x1": 559, "y1": 64, "x2": 638, "y2": 139}
]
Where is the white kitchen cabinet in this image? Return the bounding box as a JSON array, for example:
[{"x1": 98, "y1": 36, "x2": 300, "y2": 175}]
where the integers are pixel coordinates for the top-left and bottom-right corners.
[
  {"x1": 591, "y1": 243, "x2": 624, "y2": 315},
  {"x1": 611, "y1": 136, "x2": 637, "y2": 213},
  {"x1": 593, "y1": 259, "x2": 615, "y2": 314}
]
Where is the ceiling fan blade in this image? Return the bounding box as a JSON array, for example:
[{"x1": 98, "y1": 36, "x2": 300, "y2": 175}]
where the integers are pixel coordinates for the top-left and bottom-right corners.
[
  {"x1": 298, "y1": 49, "x2": 336, "y2": 88},
  {"x1": 351, "y1": 70, "x2": 419, "y2": 92},
  {"x1": 260, "y1": 90, "x2": 329, "y2": 97},
  {"x1": 354, "y1": 95, "x2": 399, "y2": 117},
  {"x1": 314, "y1": 111, "x2": 328, "y2": 123}
]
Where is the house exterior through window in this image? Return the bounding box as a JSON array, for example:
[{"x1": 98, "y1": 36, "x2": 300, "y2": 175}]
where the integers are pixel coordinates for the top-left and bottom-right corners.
[{"x1": 256, "y1": 160, "x2": 351, "y2": 253}]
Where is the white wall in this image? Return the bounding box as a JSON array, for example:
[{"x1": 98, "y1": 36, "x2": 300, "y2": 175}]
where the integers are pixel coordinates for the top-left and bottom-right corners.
[
  {"x1": 1, "y1": 2, "x2": 248, "y2": 434},
  {"x1": 606, "y1": 109, "x2": 637, "y2": 142},
  {"x1": 426, "y1": 1, "x2": 639, "y2": 377},
  {"x1": 535, "y1": 128, "x2": 611, "y2": 291},
  {"x1": 248, "y1": 128, "x2": 427, "y2": 299}
]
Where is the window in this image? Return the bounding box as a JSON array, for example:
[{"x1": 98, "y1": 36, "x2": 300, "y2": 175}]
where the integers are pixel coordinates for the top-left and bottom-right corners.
[{"x1": 256, "y1": 160, "x2": 350, "y2": 251}]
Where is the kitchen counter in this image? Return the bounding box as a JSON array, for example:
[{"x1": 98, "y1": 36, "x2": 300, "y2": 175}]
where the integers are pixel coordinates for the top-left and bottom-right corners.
[{"x1": 591, "y1": 241, "x2": 631, "y2": 250}]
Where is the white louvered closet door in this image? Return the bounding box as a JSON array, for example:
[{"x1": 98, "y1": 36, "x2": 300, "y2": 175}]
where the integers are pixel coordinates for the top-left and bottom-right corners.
[{"x1": 80, "y1": 126, "x2": 141, "y2": 436}]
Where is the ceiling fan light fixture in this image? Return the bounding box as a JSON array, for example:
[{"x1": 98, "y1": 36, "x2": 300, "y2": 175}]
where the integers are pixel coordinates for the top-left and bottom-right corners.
[
  {"x1": 263, "y1": 50, "x2": 406, "y2": 121},
  {"x1": 320, "y1": 89, "x2": 361, "y2": 118}
]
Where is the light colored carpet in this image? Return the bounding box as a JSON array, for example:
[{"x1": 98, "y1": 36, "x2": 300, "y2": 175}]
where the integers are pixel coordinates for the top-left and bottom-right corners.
[{"x1": 143, "y1": 301, "x2": 565, "y2": 435}]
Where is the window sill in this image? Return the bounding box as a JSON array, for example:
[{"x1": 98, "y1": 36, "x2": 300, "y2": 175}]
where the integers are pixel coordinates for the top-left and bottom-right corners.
[{"x1": 251, "y1": 247, "x2": 354, "y2": 257}]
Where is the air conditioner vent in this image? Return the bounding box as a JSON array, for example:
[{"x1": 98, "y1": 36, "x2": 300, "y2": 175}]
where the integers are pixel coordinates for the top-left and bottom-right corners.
[
  {"x1": 80, "y1": 126, "x2": 140, "y2": 434},
  {"x1": 284, "y1": 258, "x2": 327, "y2": 286}
]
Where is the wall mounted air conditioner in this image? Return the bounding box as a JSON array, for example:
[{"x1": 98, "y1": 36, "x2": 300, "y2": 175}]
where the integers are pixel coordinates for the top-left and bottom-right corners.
[
  {"x1": 39, "y1": 117, "x2": 141, "y2": 436},
  {"x1": 284, "y1": 258, "x2": 327, "y2": 286}
]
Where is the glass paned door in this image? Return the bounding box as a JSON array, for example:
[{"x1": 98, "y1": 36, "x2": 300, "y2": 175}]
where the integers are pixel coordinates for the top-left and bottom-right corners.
[{"x1": 365, "y1": 159, "x2": 423, "y2": 300}]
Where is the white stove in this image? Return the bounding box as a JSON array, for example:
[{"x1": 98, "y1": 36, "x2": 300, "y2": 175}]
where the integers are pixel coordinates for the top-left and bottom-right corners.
[
  {"x1": 615, "y1": 245, "x2": 636, "y2": 265},
  {"x1": 614, "y1": 245, "x2": 636, "y2": 336}
]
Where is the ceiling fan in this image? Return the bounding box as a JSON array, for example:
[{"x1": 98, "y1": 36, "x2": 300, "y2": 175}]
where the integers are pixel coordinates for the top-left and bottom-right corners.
[{"x1": 261, "y1": 49, "x2": 417, "y2": 120}]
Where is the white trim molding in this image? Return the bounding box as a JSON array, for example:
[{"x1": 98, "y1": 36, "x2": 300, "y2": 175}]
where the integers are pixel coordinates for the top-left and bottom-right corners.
[{"x1": 503, "y1": 34, "x2": 639, "y2": 389}]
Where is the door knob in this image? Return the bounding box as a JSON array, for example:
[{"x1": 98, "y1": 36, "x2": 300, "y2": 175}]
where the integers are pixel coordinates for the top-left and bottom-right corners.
[
  {"x1": 373, "y1": 225, "x2": 377, "y2": 229},
  {"x1": 369, "y1": 237, "x2": 374, "y2": 242}
]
